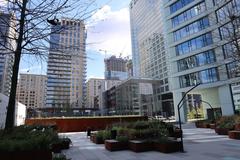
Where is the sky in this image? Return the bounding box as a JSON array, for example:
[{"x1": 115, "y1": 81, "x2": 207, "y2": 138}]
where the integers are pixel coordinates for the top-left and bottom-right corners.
[{"x1": 18, "y1": 0, "x2": 132, "y2": 80}]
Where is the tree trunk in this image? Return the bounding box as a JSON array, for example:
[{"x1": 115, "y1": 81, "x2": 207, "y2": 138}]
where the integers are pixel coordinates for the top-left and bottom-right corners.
[{"x1": 5, "y1": 0, "x2": 28, "y2": 129}]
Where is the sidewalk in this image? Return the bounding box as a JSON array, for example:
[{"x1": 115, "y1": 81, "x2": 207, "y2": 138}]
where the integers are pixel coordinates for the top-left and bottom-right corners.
[{"x1": 62, "y1": 123, "x2": 240, "y2": 160}]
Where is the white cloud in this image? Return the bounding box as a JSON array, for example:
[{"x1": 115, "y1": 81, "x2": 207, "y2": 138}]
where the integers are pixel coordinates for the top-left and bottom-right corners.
[
  {"x1": 87, "y1": 75, "x2": 104, "y2": 81},
  {"x1": 87, "y1": 5, "x2": 132, "y2": 58},
  {"x1": 0, "y1": 0, "x2": 7, "y2": 7}
]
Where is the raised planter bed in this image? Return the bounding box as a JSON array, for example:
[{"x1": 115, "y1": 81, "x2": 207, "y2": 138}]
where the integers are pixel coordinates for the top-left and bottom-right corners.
[
  {"x1": 195, "y1": 121, "x2": 210, "y2": 128},
  {"x1": 228, "y1": 131, "x2": 240, "y2": 140},
  {"x1": 128, "y1": 140, "x2": 153, "y2": 152},
  {"x1": 91, "y1": 135, "x2": 104, "y2": 144},
  {"x1": 0, "y1": 150, "x2": 52, "y2": 160},
  {"x1": 154, "y1": 141, "x2": 181, "y2": 153},
  {"x1": 235, "y1": 124, "x2": 240, "y2": 131},
  {"x1": 215, "y1": 128, "x2": 231, "y2": 135},
  {"x1": 105, "y1": 140, "x2": 128, "y2": 151},
  {"x1": 210, "y1": 124, "x2": 216, "y2": 129}
]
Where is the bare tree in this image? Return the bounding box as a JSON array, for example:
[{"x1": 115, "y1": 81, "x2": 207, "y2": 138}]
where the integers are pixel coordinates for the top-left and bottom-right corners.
[
  {"x1": 214, "y1": 0, "x2": 240, "y2": 77},
  {"x1": 0, "y1": 0, "x2": 99, "y2": 129}
]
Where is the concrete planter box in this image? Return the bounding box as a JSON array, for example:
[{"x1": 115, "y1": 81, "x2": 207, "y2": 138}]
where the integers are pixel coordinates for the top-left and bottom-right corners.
[
  {"x1": 195, "y1": 121, "x2": 210, "y2": 128},
  {"x1": 129, "y1": 140, "x2": 153, "y2": 152},
  {"x1": 0, "y1": 150, "x2": 52, "y2": 160},
  {"x1": 154, "y1": 141, "x2": 181, "y2": 153},
  {"x1": 215, "y1": 128, "x2": 231, "y2": 135},
  {"x1": 228, "y1": 131, "x2": 240, "y2": 140},
  {"x1": 91, "y1": 135, "x2": 104, "y2": 144},
  {"x1": 105, "y1": 140, "x2": 128, "y2": 151}
]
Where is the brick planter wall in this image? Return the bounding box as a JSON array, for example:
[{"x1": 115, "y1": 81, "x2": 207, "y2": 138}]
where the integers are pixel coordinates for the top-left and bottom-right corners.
[{"x1": 25, "y1": 116, "x2": 147, "y2": 132}]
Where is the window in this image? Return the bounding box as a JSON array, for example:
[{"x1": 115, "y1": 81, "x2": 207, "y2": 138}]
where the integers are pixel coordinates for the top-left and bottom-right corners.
[
  {"x1": 174, "y1": 17, "x2": 210, "y2": 41},
  {"x1": 170, "y1": 0, "x2": 195, "y2": 13},
  {"x1": 222, "y1": 42, "x2": 236, "y2": 58},
  {"x1": 227, "y1": 61, "x2": 240, "y2": 78},
  {"x1": 172, "y1": 2, "x2": 206, "y2": 27},
  {"x1": 216, "y1": 0, "x2": 240, "y2": 22},
  {"x1": 176, "y1": 32, "x2": 213, "y2": 55},
  {"x1": 179, "y1": 68, "x2": 218, "y2": 88}
]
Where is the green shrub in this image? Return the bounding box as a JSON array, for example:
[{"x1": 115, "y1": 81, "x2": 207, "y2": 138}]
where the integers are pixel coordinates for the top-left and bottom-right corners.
[
  {"x1": 116, "y1": 136, "x2": 128, "y2": 143},
  {"x1": 53, "y1": 154, "x2": 68, "y2": 160},
  {"x1": 96, "y1": 130, "x2": 111, "y2": 140},
  {"x1": 0, "y1": 125, "x2": 59, "y2": 152},
  {"x1": 234, "y1": 115, "x2": 240, "y2": 124},
  {"x1": 216, "y1": 116, "x2": 235, "y2": 129},
  {"x1": 132, "y1": 121, "x2": 149, "y2": 130}
]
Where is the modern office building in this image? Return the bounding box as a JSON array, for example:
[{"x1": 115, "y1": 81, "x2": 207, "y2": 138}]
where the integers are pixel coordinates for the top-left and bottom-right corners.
[
  {"x1": 163, "y1": 0, "x2": 240, "y2": 122},
  {"x1": 46, "y1": 18, "x2": 87, "y2": 108},
  {"x1": 104, "y1": 78, "x2": 161, "y2": 116},
  {"x1": 86, "y1": 78, "x2": 105, "y2": 108},
  {"x1": 104, "y1": 56, "x2": 128, "y2": 80},
  {"x1": 129, "y1": 0, "x2": 174, "y2": 116},
  {"x1": 0, "y1": 12, "x2": 15, "y2": 96},
  {"x1": 97, "y1": 79, "x2": 122, "y2": 115},
  {"x1": 16, "y1": 74, "x2": 47, "y2": 108}
]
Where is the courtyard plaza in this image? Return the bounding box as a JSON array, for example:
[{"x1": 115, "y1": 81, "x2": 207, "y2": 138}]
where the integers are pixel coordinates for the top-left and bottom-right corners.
[{"x1": 61, "y1": 123, "x2": 240, "y2": 160}]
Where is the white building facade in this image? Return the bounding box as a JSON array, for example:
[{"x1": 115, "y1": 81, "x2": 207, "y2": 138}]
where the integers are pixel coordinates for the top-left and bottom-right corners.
[
  {"x1": 86, "y1": 78, "x2": 105, "y2": 108},
  {"x1": 163, "y1": 0, "x2": 240, "y2": 122},
  {"x1": 0, "y1": 93, "x2": 26, "y2": 129}
]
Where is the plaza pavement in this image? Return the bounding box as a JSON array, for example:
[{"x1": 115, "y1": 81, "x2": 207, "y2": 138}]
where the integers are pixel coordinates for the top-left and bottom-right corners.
[{"x1": 62, "y1": 123, "x2": 240, "y2": 160}]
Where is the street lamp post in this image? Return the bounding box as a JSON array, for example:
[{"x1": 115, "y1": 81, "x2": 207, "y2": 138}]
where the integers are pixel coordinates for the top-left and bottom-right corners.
[{"x1": 177, "y1": 83, "x2": 201, "y2": 152}]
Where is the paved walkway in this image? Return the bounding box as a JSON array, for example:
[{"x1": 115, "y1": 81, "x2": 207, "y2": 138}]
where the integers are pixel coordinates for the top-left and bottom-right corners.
[{"x1": 62, "y1": 123, "x2": 240, "y2": 160}]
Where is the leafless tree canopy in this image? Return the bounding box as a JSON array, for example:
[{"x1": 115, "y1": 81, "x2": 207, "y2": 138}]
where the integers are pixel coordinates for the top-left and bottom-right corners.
[
  {"x1": 0, "y1": 0, "x2": 100, "y2": 129},
  {"x1": 0, "y1": 0, "x2": 98, "y2": 60},
  {"x1": 214, "y1": 0, "x2": 240, "y2": 77}
]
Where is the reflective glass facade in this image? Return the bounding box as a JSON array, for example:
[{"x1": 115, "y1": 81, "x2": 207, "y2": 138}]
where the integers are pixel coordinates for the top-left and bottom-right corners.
[
  {"x1": 178, "y1": 50, "x2": 215, "y2": 71},
  {"x1": 46, "y1": 19, "x2": 86, "y2": 108},
  {"x1": 170, "y1": 0, "x2": 194, "y2": 13},
  {"x1": 172, "y1": 2, "x2": 206, "y2": 27},
  {"x1": 174, "y1": 17, "x2": 209, "y2": 41},
  {"x1": 179, "y1": 68, "x2": 218, "y2": 87},
  {"x1": 176, "y1": 32, "x2": 213, "y2": 56}
]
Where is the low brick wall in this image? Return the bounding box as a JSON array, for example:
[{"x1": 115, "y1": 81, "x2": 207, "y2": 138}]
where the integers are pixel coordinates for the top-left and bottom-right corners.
[{"x1": 25, "y1": 116, "x2": 147, "y2": 132}]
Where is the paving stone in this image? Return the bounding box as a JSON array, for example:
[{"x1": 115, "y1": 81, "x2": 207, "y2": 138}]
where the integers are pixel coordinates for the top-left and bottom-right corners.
[{"x1": 62, "y1": 123, "x2": 240, "y2": 160}]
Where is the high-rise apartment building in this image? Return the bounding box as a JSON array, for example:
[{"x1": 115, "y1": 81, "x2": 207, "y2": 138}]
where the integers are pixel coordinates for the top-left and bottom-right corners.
[
  {"x1": 163, "y1": 0, "x2": 240, "y2": 122},
  {"x1": 129, "y1": 0, "x2": 174, "y2": 116},
  {"x1": 104, "y1": 56, "x2": 128, "y2": 80},
  {"x1": 46, "y1": 18, "x2": 87, "y2": 108},
  {"x1": 0, "y1": 12, "x2": 15, "y2": 96},
  {"x1": 86, "y1": 78, "x2": 105, "y2": 108},
  {"x1": 17, "y1": 74, "x2": 47, "y2": 108}
]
